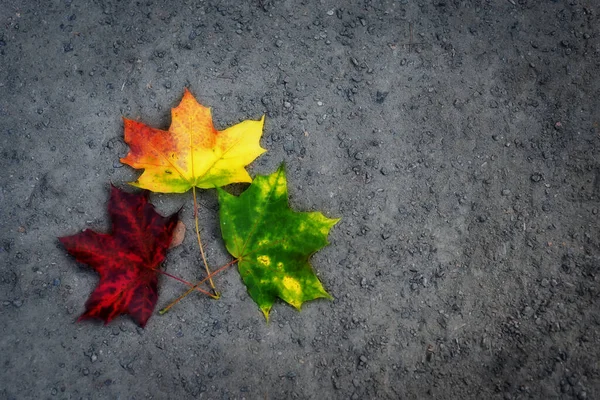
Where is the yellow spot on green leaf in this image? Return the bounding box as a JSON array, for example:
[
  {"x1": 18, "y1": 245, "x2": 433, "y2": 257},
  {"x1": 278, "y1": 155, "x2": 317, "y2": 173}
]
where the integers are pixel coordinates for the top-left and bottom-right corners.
[
  {"x1": 282, "y1": 276, "x2": 302, "y2": 296},
  {"x1": 257, "y1": 255, "x2": 271, "y2": 267}
]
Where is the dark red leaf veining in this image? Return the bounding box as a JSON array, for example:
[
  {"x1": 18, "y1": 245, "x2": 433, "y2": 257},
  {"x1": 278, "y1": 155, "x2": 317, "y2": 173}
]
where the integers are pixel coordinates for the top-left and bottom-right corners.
[{"x1": 59, "y1": 186, "x2": 178, "y2": 327}]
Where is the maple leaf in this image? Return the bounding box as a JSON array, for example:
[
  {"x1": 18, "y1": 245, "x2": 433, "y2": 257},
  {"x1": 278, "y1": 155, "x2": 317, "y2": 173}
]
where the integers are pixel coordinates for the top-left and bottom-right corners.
[
  {"x1": 217, "y1": 164, "x2": 340, "y2": 319},
  {"x1": 59, "y1": 186, "x2": 179, "y2": 327},
  {"x1": 120, "y1": 88, "x2": 266, "y2": 193}
]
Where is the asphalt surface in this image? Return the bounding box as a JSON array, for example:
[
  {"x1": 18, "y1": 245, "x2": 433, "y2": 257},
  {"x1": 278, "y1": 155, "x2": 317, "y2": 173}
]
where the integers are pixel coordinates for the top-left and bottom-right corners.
[{"x1": 1, "y1": 1, "x2": 599, "y2": 399}]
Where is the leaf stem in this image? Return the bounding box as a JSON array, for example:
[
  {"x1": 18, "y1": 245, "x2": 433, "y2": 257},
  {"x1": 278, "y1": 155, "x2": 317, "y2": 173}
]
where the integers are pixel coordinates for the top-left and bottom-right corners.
[
  {"x1": 192, "y1": 185, "x2": 218, "y2": 295},
  {"x1": 159, "y1": 259, "x2": 238, "y2": 315},
  {"x1": 157, "y1": 269, "x2": 214, "y2": 298}
]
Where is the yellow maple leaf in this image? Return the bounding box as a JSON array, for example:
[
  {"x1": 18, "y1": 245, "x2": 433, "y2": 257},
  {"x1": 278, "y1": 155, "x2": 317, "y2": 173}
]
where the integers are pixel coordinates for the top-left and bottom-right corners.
[{"x1": 121, "y1": 88, "x2": 266, "y2": 193}]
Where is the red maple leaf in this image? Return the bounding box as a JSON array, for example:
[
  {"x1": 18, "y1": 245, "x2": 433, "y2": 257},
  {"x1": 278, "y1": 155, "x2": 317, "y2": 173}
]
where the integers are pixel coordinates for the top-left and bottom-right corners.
[{"x1": 59, "y1": 186, "x2": 179, "y2": 327}]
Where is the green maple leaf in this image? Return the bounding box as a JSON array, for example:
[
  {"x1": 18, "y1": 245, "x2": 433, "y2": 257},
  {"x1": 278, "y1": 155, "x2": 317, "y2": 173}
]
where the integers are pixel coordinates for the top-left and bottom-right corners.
[{"x1": 218, "y1": 164, "x2": 339, "y2": 319}]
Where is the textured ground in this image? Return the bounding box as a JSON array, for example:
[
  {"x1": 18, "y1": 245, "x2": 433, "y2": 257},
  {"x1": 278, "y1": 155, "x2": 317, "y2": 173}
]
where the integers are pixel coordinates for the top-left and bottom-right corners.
[{"x1": 1, "y1": 1, "x2": 600, "y2": 399}]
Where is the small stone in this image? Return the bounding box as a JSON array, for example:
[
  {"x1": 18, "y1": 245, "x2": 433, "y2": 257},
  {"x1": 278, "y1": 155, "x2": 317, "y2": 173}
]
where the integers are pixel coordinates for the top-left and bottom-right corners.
[
  {"x1": 283, "y1": 140, "x2": 295, "y2": 153},
  {"x1": 530, "y1": 173, "x2": 542, "y2": 182},
  {"x1": 91, "y1": 354, "x2": 98, "y2": 362},
  {"x1": 375, "y1": 91, "x2": 388, "y2": 104},
  {"x1": 332, "y1": 378, "x2": 342, "y2": 390},
  {"x1": 501, "y1": 189, "x2": 511, "y2": 196},
  {"x1": 567, "y1": 374, "x2": 579, "y2": 386},
  {"x1": 82, "y1": 368, "x2": 89, "y2": 376},
  {"x1": 283, "y1": 101, "x2": 292, "y2": 108},
  {"x1": 275, "y1": 39, "x2": 283, "y2": 48},
  {"x1": 327, "y1": 9, "x2": 335, "y2": 16},
  {"x1": 359, "y1": 355, "x2": 368, "y2": 363},
  {"x1": 12, "y1": 299, "x2": 23, "y2": 308}
]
